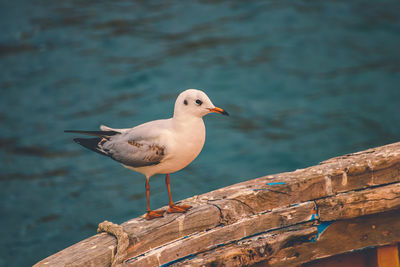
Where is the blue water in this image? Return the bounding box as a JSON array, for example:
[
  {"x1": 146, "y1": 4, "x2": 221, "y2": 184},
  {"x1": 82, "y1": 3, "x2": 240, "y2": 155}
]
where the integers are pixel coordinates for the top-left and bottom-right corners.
[{"x1": 1, "y1": 1, "x2": 400, "y2": 266}]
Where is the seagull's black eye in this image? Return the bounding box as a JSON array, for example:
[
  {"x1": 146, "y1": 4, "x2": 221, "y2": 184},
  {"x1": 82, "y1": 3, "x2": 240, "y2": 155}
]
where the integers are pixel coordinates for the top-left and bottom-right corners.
[{"x1": 195, "y1": 99, "x2": 203, "y2": 105}]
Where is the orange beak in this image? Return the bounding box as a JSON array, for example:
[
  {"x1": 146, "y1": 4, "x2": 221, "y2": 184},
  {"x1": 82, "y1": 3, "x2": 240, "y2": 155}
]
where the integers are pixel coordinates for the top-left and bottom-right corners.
[{"x1": 208, "y1": 107, "x2": 229, "y2": 116}]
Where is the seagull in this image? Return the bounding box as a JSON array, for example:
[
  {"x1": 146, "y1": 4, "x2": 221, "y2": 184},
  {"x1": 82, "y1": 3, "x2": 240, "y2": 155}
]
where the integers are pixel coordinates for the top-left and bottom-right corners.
[{"x1": 65, "y1": 89, "x2": 228, "y2": 220}]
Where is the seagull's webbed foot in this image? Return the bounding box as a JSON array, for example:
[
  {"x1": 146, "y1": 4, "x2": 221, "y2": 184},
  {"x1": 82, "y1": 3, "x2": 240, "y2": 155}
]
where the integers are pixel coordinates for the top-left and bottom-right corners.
[
  {"x1": 145, "y1": 209, "x2": 165, "y2": 220},
  {"x1": 167, "y1": 204, "x2": 192, "y2": 213}
]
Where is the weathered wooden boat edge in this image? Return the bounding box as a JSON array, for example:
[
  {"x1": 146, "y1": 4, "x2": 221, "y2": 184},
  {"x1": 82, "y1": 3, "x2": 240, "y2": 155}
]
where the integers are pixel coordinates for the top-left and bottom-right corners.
[{"x1": 33, "y1": 142, "x2": 400, "y2": 267}]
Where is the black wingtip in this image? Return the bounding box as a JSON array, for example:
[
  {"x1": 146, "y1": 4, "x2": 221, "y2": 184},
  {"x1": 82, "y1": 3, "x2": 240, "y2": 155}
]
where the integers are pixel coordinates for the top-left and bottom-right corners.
[
  {"x1": 72, "y1": 137, "x2": 110, "y2": 157},
  {"x1": 73, "y1": 137, "x2": 99, "y2": 147},
  {"x1": 64, "y1": 130, "x2": 120, "y2": 137}
]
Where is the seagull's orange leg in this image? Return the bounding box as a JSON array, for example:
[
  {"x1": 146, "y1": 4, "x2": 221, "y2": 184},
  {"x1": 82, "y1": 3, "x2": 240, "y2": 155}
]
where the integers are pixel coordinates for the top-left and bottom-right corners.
[
  {"x1": 165, "y1": 173, "x2": 192, "y2": 213},
  {"x1": 145, "y1": 177, "x2": 165, "y2": 220}
]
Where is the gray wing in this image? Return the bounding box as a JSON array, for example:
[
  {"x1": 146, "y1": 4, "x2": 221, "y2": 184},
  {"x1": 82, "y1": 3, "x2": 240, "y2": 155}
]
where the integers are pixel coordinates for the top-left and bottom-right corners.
[{"x1": 100, "y1": 136, "x2": 166, "y2": 168}]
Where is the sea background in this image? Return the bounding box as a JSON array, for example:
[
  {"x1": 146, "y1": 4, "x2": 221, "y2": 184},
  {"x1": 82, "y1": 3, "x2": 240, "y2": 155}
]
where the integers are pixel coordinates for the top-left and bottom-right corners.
[{"x1": 1, "y1": 1, "x2": 400, "y2": 266}]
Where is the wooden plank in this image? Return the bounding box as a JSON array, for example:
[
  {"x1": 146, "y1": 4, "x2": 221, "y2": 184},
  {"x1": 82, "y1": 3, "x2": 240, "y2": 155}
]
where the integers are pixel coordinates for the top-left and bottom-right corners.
[
  {"x1": 377, "y1": 244, "x2": 400, "y2": 267},
  {"x1": 303, "y1": 251, "x2": 369, "y2": 267},
  {"x1": 203, "y1": 142, "x2": 400, "y2": 216},
  {"x1": 174, "y1": 210, "x2": 400, "y2": 267},
  {"x1": 126, "y1": 202, "x2": 316, "y2": 266},
  {"x1": 317, "y1": 183, "x2": 400, "y2": 221},
  {"x1": 172, "y1": 223, "x2": 319, "y2": 267},
  {"x1": 34, "y1": 204, "x2": 222, "y2": 267},
  {"x1": 123, "y1": 203, "x2": 223, "y2": 258},
  {"x1": 33, "y1": 142, "x2": 400, "y2": 267}
]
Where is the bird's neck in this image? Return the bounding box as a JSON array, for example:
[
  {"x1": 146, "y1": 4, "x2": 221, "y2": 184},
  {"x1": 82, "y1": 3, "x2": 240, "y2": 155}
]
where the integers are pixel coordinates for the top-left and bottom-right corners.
[{"x1": 172, "y1": 114, "x2": 204, "y2": 130}]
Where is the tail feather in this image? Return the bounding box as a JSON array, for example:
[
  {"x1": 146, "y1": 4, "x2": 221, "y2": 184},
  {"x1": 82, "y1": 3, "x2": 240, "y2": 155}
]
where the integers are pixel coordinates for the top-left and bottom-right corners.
[{"x1": 73, "y1": 137, "x2": 109, "y2": 157}]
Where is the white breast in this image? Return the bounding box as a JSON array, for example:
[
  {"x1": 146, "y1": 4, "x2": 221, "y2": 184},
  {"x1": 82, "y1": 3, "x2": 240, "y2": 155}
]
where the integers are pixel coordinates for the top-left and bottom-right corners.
[{"x1": 129, "y1": 118, "x2": 206, "y2": 178}]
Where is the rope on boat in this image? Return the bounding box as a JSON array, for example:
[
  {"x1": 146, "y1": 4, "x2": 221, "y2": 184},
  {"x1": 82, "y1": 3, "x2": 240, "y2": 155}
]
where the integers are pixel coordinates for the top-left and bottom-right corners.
[{"x1": 97, "y1": 220, "x2": 129, "y2": 267}]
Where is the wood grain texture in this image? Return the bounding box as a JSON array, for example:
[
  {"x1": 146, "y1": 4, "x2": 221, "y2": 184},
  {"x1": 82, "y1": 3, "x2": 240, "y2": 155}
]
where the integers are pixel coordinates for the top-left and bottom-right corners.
[
  {"x1": 176, "y1": 210, "x2": 400, "y2": 267},
  {"x1": 33, "y1": 142, "x2": 400, "y2": 267},
  {"x1": 317, "y1": 182, "x2": 400, "y2": 221},
  {"x1": 377, "y1": 244, "x2": 400, "y2": 267}
]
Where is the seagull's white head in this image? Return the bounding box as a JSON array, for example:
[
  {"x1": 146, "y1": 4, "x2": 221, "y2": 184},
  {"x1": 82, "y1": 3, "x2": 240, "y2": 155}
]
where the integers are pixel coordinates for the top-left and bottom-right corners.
[{"x1": 173, "y1": 89, "x2": 229, "y2": 119}]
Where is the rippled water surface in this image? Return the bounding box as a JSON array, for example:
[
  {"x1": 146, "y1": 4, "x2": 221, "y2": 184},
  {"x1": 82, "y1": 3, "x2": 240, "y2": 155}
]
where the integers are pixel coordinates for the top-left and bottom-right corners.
[{"x1": 1, "y1": 1, "x2": 400, "y2": 266}]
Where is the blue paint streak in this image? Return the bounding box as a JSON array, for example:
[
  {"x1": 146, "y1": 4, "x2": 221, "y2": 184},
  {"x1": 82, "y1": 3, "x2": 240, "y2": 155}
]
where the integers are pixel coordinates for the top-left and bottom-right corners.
[
  {"x1": 309, "y1": 221, "x2": 333, "y2": 242},
  {"x1": 316, "y1": 221, "x2": 332, "y2": 235},
  {"x1": 266, "y1": 182, "x2": 286, "y2": 185}
]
